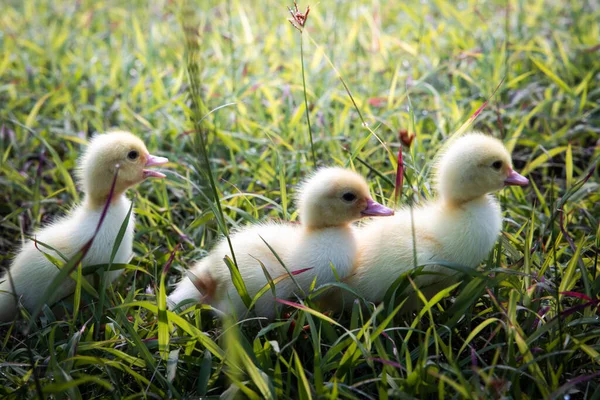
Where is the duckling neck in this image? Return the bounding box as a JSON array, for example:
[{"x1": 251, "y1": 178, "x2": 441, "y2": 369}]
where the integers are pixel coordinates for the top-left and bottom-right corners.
[
  {"x1": 434, "y1": 194, "x2": 502, "y2": 268},
  {"x1": 303, "y1": 222, "x2": 350, "y2": 232},
  {"x1": 441, "y1": 194, "x2": 487, "y2": 209},
  {"x1": 83, "y1": 189, "x2": 128, "y2": 211}
]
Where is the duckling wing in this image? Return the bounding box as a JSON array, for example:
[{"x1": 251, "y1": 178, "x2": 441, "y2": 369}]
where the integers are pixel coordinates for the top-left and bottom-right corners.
[
  {"x1": 168, "y1": 223, "x2": 302, "y2": 319},
  {"x1": 0, "y1": 216, "x2": 95, "y2": 318},
  {"x1": 0, "y1": 198, "x2": 134, "y2": 320},
  {"x1": 346, "y1": 197, "x2": 502, "y2": 311},
  {"x1": 345, "y1": 208, "x2": 438, "y2": 305},
  {"x1": 285, "y1": 226, "x2": 357, "y2": 293}
]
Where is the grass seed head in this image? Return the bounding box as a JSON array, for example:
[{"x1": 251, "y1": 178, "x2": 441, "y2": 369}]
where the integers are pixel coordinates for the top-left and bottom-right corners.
[{"x1": 287, "y1": 2, "x2": 310, "y2": 32}]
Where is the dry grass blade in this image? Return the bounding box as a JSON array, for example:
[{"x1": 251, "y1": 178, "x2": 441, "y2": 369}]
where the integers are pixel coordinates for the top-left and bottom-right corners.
[{"x1": 395, "y1": 143, "x2": 404, "y2": 205}]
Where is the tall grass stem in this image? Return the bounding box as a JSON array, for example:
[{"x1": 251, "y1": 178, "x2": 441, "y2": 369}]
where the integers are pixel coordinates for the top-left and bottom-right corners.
[{"x1": 300, "y1": 34, "x2": 316, "y2": 165}]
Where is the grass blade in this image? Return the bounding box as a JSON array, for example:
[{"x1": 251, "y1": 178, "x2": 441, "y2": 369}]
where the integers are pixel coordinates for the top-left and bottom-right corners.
[{"x1": 224, "y1": 254, "x2": 252, "y2": 309}]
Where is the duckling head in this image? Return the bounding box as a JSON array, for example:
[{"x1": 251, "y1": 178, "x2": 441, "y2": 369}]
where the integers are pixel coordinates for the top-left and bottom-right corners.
[
  {"x1": 297, "y1": 167, "x2": 394, "y2": 229},
  {"x1": 78, "y1": 130, "x2": 168, "y2": 208},
  {"x1": 435, "y1": 132, "x2": 529, "y2": 204}
]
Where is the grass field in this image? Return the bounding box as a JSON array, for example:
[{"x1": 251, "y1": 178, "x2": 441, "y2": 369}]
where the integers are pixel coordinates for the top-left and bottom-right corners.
[{"x1": 1, "y1": 0, "x2": 600, "y2": 398}]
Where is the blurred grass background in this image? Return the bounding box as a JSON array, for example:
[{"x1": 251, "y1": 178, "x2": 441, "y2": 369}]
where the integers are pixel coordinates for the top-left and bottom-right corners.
[{"x1": 1, "y1": 0, "x2": 599, "y2": 398}]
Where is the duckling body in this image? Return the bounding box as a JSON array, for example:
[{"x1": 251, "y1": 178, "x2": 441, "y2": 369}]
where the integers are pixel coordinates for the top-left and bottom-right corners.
[
  {"x1": 170, "y1": 222, "x2": 357, "y2": 319},
  {"x1": 168, "y1": 167, "x2": 393, "y2": 319},
  {"x1": 350, "y1": 195, "x2": 501, "y2": 308},
  {"x1": 345, "y1": 133, "x2": 528, "y2": 309},
  {"x1": 0, "y1": 131, "x2": 168, "y2": 321}
]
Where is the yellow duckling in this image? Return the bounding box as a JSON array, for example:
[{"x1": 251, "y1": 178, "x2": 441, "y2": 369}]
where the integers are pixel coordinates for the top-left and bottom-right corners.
[
  {"x1": 0, "y1": 131, "x2": 168, "y2": 321},
  {"x1": 168, "y1": 167, "x2": 394, "y2": 319},
  {"x1": 346, "y1": 132, "x2": 529, "y2": 310}
]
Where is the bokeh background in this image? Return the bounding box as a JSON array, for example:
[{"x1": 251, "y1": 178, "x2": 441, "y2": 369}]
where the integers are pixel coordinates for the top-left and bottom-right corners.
[{"x1": 1, "y1": 0, "x2": 599, "y2": 398}]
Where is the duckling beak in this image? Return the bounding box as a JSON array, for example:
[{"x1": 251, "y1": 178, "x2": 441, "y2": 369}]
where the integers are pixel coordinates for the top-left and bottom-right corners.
[
  {"x1": 361, "y1": 198, "x2": 395, "y2": 217},
  {"x1": 143, "y1": 154, "x2": 169, "y2": 179},
  {"x1": 504, "y1": 169, "x2": 529, "y2": 187}
]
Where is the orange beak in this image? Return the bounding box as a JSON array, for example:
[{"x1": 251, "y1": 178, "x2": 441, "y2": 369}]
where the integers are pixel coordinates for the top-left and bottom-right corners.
[
  {"x1": 143, "y1": 154, "x2": 169, "y2": 179},
  {"x1": 504, "y1": 169, "x2": 529, "y2": 186},
  {"x1": 361, "y1": 198, "x2": 395, "y2": 217}
]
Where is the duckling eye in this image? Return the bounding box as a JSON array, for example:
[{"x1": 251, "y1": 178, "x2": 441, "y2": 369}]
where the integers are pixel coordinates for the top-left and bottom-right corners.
[
  {"x1": 342, "y1": 192, "x2": 357, "y2": 202},
  {"x1": 491, "y1": 160, "x2": 503, "y2": 170},
  {"x1": 127, "y1": 150, "x2": 139, "y2": 160}
]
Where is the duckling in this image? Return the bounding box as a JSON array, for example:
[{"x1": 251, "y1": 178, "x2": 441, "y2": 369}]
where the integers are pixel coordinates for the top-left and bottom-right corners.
[
  {"x1": 168, "y1": 167, "x2": 394, "y2": 319},
  {"x1": 345, "y1": 132, "x2": 529, "y2": 310},
  {"x1": 0, "y1": 131, "x2": 168, "y2": 321}
]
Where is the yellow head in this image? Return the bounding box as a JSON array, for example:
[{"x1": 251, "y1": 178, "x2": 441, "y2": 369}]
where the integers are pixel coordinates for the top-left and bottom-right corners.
[
  {"x1": 297, "y1": 167, "x2": 394, "y2": 229},
  {"x1": 78, "y1": 130, "x2": 168, "y2": 207},
  {"x1": 435, "y1": 132, "x2": 528, "y2": 204}
]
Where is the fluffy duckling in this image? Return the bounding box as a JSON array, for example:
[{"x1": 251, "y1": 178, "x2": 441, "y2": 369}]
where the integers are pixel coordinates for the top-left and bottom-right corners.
[
  {"x1": 0, "y1": 131, "x2": 168, "y2": 321},
  {"x1": 168, "y1": 167, "x2": 394, "y2": 319},
  {"x1": 345, "y1": 132, "x2": 529, "y2": 310}
]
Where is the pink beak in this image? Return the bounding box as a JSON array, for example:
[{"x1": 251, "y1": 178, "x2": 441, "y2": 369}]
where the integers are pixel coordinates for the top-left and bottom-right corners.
[
  {"x1": 143, "y1": 154, "x2": 169, "y2": 179},
  {"x1": 504, "y1": 169, "x2": 529, "y2": 187},
  {"x1": 361, "y1": 198, "x2": 395, "y2": 217}
]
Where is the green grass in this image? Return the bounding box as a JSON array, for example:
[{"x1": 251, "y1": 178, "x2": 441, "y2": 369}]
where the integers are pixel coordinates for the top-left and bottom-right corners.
[{"x1": 1, "y1": 0, "x2": 600, "y2": 398}]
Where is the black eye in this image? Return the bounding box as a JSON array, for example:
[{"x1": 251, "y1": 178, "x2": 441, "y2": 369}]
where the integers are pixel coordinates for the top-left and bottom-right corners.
[
  {"x1": 342, "y1": 192, "x2": 357, "y2": 202},
  {"x1": 492, "y1": 161, "x2": 503, "y2": 170},
  {"x1": 127, "y1": 150, "x2": 139, "y2": 160}
]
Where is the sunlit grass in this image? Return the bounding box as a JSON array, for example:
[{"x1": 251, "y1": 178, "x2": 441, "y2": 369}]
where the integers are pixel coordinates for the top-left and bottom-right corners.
[{"x1": 1, "y1": 0, "x2": 599, "y2": 398}]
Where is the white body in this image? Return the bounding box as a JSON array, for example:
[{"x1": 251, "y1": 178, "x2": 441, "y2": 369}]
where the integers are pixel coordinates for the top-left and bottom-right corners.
[
  {"x1": 345, "y1": 195, "x2": 501, "y2": 309},
  {"x1": 0, "y1": 196, "x2": 134, "y2": 321},
  {"x1": 168, "y1": 222, "x2": 358, "y2": 319}
]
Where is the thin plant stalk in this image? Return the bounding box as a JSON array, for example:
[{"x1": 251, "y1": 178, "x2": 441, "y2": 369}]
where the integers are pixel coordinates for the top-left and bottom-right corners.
[
  {"x1": 288, "y1": 2, "x2": 316, "y2": 165},
  {"x1": 182, "y1": 3, "x2": 239, "y2": 270},
  {"x1": 26, "y1": 336, "x2": 44, "y2": 399},
  {"x1": 24, "y1": 165, "x2": 120, "y2": 333},
  {"x1": 304, "y1": 33, "x2": 393, "y2": 160},
  {"x1": 300, "y1": 34, "x2": 316, "y2": 165},
  {"x1": 551, "y1": 177, "x2": 565, "y2": 374},
  {"x1": 227, "y1": 0, "x2": 235, "y2": 96},
  {"x1": 504, "y1": 0, "x2": 510, "y2": 83}
]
